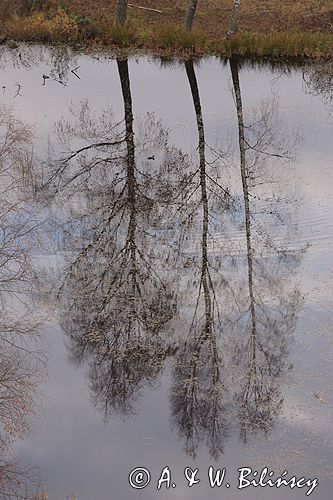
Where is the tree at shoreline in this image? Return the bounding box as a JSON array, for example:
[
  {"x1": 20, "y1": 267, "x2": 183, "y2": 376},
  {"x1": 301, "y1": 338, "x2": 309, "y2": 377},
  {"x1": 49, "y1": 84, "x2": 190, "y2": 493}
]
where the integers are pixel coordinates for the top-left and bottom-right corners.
[
  {"x1": 115, "y1": 0, "x2": 128, "y2": 26},
  {"x1": 227, "y1": 0, "x2": 241, "y2": 37},
  {"x1": 186, "y1": 0, "x2": 198, "y2": 31}
]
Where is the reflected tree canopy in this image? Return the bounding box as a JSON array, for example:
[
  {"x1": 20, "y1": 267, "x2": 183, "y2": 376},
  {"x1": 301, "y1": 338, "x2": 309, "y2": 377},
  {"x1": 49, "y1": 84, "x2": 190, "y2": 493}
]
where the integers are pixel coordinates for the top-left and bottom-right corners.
[
  {"x1": 0, "y1": 106, "x2": 46, "y2": 498},
  {"x1": 303, "y1": 61, "x2": 333, "y2": 107},
  {"x1": 43, "y1": 59, "x2": 185, "y2": 419},
  {"x1": 229, "y1": 57, "x2": 303, "y2": 443},
  {"x1": 40, "y1": 57, "x2": 306, "y2": 460},
  {"x1": 170, "y1": 60, "x2": 231, "y2": 460}
]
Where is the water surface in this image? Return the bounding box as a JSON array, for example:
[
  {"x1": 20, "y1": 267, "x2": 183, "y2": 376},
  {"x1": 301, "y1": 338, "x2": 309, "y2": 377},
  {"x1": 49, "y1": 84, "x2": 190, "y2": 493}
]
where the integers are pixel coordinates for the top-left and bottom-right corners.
[{"x1": 0, "y1": 45, "x2": 333, "y2": 499}]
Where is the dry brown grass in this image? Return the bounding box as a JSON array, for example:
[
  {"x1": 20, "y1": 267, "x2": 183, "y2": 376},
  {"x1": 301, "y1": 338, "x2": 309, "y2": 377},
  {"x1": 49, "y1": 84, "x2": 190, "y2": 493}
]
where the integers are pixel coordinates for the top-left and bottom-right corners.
[
  {"x1": 1, "y1": 0, "x2": 333, "y2": 57},
  {"x1": 60, "y1": 0, "x2": 333, "y2": 35}
]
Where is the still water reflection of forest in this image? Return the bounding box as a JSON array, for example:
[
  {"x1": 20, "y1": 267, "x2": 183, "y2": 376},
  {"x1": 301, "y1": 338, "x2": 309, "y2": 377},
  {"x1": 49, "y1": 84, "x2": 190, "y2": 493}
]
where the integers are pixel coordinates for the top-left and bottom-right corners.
[{"x1": 0, "y1": 46, "x2": 333, "y2": 499}]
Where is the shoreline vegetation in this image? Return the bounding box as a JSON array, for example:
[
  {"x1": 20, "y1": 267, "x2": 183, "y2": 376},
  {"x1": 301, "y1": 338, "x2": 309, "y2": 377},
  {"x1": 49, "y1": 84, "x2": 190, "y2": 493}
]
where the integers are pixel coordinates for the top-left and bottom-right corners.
[{"x1": 1, "y1": 1, "x2": 333, "y2": 59}]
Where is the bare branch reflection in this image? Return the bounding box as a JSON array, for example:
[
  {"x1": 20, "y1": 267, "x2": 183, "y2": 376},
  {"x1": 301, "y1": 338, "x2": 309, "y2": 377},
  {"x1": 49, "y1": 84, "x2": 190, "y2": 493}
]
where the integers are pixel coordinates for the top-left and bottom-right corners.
[
  {"x1": 303, "y1": 61, "x2": 333, "y2": 107},
  {"x1": 170, "y1": 60, "x2": 231, "y2": 460},
  {"x1": 229, "y1": 57, "x2": 303, "y2": 443},
  {"x1": 40, "y1": 57, "x2": 306, "y2": 462},
  {"x1": 0, "y1": 105, "x2": 46, "y2": 498},
  {"x1": 45, "y1": 60, "x2": 183, "y2": 420}
]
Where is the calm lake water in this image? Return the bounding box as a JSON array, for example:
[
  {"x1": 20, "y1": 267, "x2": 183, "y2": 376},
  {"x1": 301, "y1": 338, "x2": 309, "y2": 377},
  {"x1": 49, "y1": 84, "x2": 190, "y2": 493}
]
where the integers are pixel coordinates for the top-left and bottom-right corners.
[{"x1": 0, "y1": 45, "x2": 333, "y2": 499}]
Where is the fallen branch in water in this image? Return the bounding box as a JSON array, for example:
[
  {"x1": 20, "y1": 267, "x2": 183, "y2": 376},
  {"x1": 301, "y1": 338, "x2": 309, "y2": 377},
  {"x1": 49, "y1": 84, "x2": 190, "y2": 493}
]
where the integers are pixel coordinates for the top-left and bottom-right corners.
[{"x1": 128, "y1": 3, "x2": 163, "y2": 14}]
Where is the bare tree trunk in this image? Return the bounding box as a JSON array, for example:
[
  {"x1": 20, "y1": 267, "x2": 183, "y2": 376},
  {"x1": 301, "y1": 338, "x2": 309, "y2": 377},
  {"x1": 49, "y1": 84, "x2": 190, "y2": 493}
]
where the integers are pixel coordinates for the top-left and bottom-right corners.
[
  {"x1": 230, "y1": 55, "x2": 257, "y2": 383},
  {"x1": 227, "y1": 0, "x2": 241, "y2": 38},
  {"x1": 230, "y1": 56, "x2": 258, "y2": 444},
  {"x1": 186, "y1": 0, "x2": 198, "y2": 31},
  {"x1": 185, "y1": 59, "x2": 213, "y2": 336},
  {"x1": 229, "y1": 57, "x2": 256, "y2": 338},
  {"x1": 115, "y1": 0, "x2": 129, "y2": 26},
  {"x1": 117, "y1": 59, "x2": 137, "y2": 306}
]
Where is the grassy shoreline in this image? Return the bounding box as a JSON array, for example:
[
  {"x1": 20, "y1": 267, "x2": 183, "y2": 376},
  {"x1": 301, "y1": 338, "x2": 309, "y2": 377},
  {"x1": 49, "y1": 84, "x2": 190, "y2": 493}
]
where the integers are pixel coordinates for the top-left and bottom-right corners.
[{"x1": 1, "y1": 1, "x2": 333, "y2": 59}]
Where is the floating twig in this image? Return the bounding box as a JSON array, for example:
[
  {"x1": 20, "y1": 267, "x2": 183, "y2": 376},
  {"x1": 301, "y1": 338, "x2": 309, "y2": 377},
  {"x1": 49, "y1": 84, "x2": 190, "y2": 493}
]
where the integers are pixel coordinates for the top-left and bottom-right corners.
[
  {"x1": 71, "y1": 66, "x2": 81, "y2": 80},
  {"x1": 13, "y1": 83, "x2": 22, "y2": 97},
  {"x1": 314, "y1": 393, "x2": 326, "y2": 404},
  {"x1": 54, "y1": 79, "x2": 67, "y2": 87},
  {"x1": 42, "y1": 74, "x2": 50, "y2": 86}
]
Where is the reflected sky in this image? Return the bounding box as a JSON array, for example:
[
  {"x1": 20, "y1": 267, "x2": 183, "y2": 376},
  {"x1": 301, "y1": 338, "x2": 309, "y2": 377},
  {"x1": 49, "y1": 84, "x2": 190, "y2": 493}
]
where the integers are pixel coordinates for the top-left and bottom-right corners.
[{"x1": 0, "y1": 46, "x2": 332, "y2": 499}]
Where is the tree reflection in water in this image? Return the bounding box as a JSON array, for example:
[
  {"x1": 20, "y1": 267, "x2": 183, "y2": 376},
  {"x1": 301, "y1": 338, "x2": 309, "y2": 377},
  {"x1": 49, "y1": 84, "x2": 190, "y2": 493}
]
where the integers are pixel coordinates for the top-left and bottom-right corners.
[
  {"x1": 42, "y1": 57, "x2": 306, "y2": 461},
  {"x1": 0, "y1": 106, "x2": 46, "y2": 498},
  {"x1": 229, "y1": 57, "x2": 304, "y2": 443},
  {"x1": 44, "y1": 59, "x2": 184, "y2": 419},
  {"x1": 303, "y1": 60, "x2": 333, "y2": 107},
  {"x1": 170, "y1": 60, "x2": 231, "y2": 460}
]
